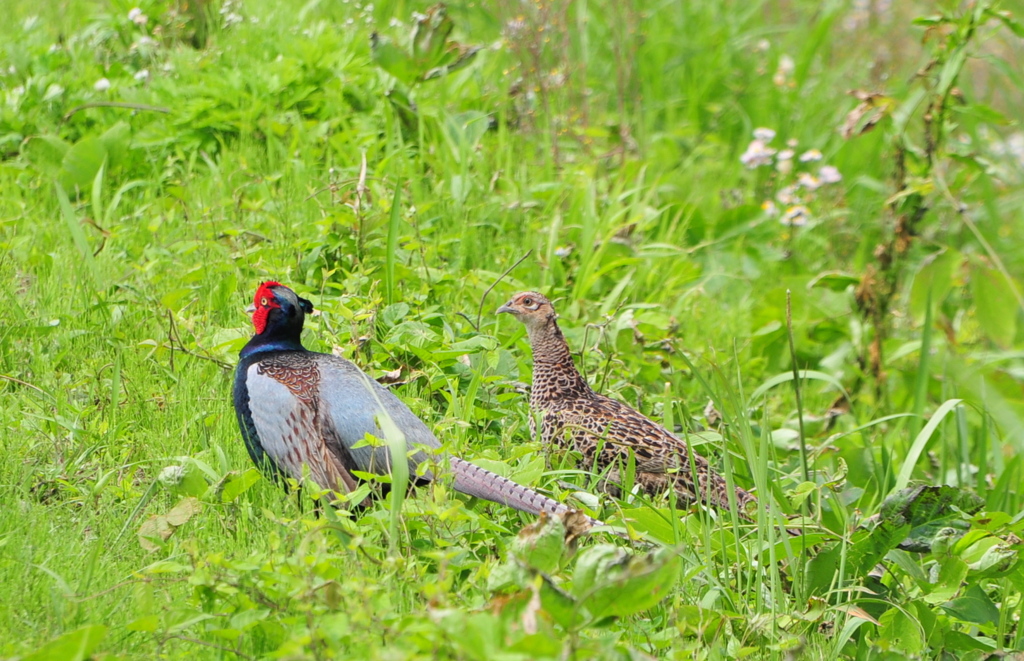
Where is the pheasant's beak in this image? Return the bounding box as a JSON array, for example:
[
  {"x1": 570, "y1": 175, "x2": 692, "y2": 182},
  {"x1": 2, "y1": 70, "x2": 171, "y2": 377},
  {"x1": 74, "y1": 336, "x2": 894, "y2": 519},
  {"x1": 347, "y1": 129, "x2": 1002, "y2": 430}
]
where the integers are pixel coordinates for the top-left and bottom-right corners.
[
  {"x1": 245, "y1": 304, "x2": 256, "y2": 315},
  {"x1": 496, "y1": 302, "x2": 515, "y2": 315}
]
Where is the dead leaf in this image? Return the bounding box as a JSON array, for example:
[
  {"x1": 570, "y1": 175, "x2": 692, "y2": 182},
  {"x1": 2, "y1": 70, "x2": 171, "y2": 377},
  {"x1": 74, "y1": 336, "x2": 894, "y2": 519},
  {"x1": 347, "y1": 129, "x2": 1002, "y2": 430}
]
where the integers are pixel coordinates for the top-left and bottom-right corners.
[
  {"x1": 137, "y1": 516, "x2": 173, "y2": 552},
  {"x1": 834, "y1": 603, "x2": 882, "y2": 626},
  {"x1": 520, "y1": 580, "x2": 541, "y2": 635},
  {"x1": 840, "y1": 90, "x2": 893, "y2": 139},
  {"x1": 377, "y1": 368, "x2": 404, "y2": 385},
  {"x1": 704, "y1": 400, "x2": 722, "y2": 427},
  {"x1": 138, "y1": 497, "x2": 201, "y2": 551},
  {"x1": 165, "y1": 497, "x2": 201, "y2": 525},
  {"x1": 561, "y1": 509, "x2": 592, "y2": 550}
]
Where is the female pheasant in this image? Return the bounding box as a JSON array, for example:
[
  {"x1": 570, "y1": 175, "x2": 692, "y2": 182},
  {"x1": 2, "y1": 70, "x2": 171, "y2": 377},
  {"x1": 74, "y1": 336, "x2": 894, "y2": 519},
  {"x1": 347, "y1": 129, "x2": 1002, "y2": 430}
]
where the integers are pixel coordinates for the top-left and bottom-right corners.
[
  {"x1": 498, "y1": 291, "x2": 758, "y2": 519},
  {"x1": 233, "y1": 281, "x2": 590, "y2": 520}
]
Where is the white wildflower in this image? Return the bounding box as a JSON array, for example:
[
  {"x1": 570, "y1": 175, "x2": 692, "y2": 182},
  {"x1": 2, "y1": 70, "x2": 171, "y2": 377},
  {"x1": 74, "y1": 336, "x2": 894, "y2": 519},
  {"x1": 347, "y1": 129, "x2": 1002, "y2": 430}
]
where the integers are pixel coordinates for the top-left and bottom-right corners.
[
  {"x1": 504, "y1": 17, "x2": 527, "y2": 38},
  {"x1": 773, "y1": 54, "x2": 795, "y2": 86},
  {"x1": 223, "y1": 12, "x2": 243, "y2": 26},
  {"x1": 797, "y1": 172, "x2": 821, "y2": 191},
  {"x1": 740, "y1": 139, "x2": 776, "y2": 168},
  {"x1": 781, "y1": 205, "x2": 810, "y2": 227},
  {"x1": 389, "y1": 17, "x2": 401, "y2": 28},
  {"x1": 776, "y1": 185, "x2": 800, "y2": 205},
  {"x1": 819, "y1": 165, "x2": 843, "y2": 184},
  {"x1": 93, "y1": 77, "x2": 111, "y2": 92},
  {"x1": 775, "y1": 149, "x2": 794, "y2": 174},
  {"x1": 554, "y1": 245, "x2": 573, "y2": 258},
  {"x1": 799, "y1": 149, "x2": 823, "y2": 162},
  {"x1": 753, "y1": 127, "x2": 776, "y2": 142},
  {"x1": 761, "y1": 200, "x2": 779, "y2": 217},
  {"x1": 134, "y1": 69, "x2": 150, "y2": 81},
  {"x1": 128, "y1": 8, "x2": 148, "y2": 26}
]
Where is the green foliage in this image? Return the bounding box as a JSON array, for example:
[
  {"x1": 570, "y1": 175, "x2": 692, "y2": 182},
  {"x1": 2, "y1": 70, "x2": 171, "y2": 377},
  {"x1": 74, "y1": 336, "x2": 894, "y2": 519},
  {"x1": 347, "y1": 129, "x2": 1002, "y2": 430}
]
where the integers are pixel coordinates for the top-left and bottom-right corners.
[{"x1": 1, "y1": 0, "x2": 1024, "y2": 658}]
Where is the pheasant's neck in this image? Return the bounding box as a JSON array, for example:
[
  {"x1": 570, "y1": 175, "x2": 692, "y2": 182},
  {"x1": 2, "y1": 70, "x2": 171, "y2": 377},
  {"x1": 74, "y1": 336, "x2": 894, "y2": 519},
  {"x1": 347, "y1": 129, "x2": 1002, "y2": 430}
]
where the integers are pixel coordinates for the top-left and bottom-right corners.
[
  {"x1": 240, "y1": 329, "x2": 305, "y2": 359},
  {"x1": 527, "y1": 317, "x2": 594, "y2": 407}
]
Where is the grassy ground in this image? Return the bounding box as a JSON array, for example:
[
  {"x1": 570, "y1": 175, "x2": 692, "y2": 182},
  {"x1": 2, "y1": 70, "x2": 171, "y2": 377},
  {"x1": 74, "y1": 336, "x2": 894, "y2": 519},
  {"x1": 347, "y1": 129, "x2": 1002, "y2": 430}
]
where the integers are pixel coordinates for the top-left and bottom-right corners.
[{"x1": 2, "y1": 0, "x2": 1024, "y2": 658}]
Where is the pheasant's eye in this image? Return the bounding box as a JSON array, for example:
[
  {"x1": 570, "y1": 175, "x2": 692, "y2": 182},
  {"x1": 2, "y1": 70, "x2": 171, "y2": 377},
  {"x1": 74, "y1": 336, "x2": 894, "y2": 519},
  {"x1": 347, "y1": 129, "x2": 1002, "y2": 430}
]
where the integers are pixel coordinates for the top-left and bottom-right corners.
[
  {"x1": 522, "y1": 297, "x2": 534, "y2": 306},
  {"x1": 260, "y1": 297, "x2": 269, "y2": 306}
]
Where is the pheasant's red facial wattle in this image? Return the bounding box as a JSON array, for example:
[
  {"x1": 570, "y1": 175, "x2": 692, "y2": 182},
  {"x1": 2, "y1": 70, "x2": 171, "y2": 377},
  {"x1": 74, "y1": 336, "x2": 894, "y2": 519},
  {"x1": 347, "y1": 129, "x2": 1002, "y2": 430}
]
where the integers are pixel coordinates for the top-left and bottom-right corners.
[{"x1": 251, "y1": 281, "x2": 283, "y2": 334}]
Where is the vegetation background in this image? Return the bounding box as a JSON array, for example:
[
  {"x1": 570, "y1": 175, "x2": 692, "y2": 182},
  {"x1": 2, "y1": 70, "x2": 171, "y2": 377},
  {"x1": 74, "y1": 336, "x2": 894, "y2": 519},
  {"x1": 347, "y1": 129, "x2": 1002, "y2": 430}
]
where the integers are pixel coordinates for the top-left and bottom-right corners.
[{"x1": 2, "y1": 0, "x2": 1024, "y2": 658}]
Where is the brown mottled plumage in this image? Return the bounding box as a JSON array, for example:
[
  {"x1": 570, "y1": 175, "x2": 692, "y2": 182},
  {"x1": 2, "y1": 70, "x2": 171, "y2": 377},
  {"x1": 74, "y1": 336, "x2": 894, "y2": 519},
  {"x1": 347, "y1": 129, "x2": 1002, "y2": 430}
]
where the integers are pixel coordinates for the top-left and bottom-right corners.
[{"x1": 498, "y1": 291, "x2": 758, "y2": 518}]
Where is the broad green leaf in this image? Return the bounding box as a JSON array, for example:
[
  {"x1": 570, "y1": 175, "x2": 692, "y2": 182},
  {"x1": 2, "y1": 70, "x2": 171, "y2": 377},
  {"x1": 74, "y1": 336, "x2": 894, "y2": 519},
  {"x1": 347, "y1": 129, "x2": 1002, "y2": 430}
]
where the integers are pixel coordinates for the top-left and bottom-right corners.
[
  {"x1": 620, "y1": 507, "x2": 677, "y2": 544},
  {"x1": 573, "y1": 544, "x2": 624, "y2": 598},
  {"x1": 411, "y1": 4, "x2": 453, "y2": 64},
  {"x1": 219, "y1": 468, "x2": 262, "y2": 503},
  {"x1": 23, "y1": 624, "x2": 107, "y2": 661},
  {"x1": 910, "y1": 248, "x2": 959, "y2": 324},
  {"x1": 485, "y1": 558, "x2": 529, "y2": 592},
  {"x1": 60, "y1": 136, "x2": 108, "y2": 191},
  {"x1": 158, "y1": 464, "x2": 208, "y2": 497},
  {"x1": 573, "y1": 545, "x2": 681, "y2": 620},
  {"x1": 924, "y1": 556, "x2": 968, "y2": 604},
  {"x1": 537, "y1": 574, "x2": 580, "y2": 629},
  {"x1": 381, "y1": 302, "x2": 410, "y2": 327},
  {"x1": 98, "y1": 120, "x2": 131, "y2": 168},
  {"x1": 423, "y1": 44, "x2": 481, "y2": 81},
  {"x1": 966, "y1": 541, "x2": 1018, "y2": 579},
  {"x1": 877, "y1": 607, "x2": 925, "y2": 655},
  {"x1": 126, "y1": 615, "x2": 160, "y2": 632},
  {"x1": 510, "y1": 455, "x2": 545, "y2": 487},
  {"x1": 23, "y1": 134, "x2": 70, "y2": 176},
  {"x1": 951, "y1": 103, "x2": 1010, "y2": 125},
  {"x1": 942, "y1": 584, "x2": 1000, "y2": 626},
  {"x1": 969, "y1": 257, "x2": 1018, "y2": 348},
  {"x1": 387, "y1": 321, "x2": 439, "y2": 349},
  {"x1": 370, "y1": 33, "x2": 417, "y2": 84},
  {"x1": 512, "y1": 513, "x2": 566, "y2": 574}
]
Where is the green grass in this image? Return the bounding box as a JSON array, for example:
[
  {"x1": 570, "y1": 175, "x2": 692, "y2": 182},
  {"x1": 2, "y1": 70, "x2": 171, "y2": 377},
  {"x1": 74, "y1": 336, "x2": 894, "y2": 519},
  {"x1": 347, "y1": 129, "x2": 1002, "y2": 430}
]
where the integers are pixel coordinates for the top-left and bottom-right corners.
[{"x1": 2, "y1": 0, "x2": 1024, "y2": 658}]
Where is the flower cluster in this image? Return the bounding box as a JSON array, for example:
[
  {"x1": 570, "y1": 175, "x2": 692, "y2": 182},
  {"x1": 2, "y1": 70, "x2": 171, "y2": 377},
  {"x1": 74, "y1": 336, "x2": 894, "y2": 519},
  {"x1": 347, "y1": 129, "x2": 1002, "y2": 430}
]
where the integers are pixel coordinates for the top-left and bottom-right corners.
[
  {"x1": 221, "y1": 0, "x2": 245, "y2": 27},
  {"x1": 128, "y1": 8, "x2": 148, "y2": 26},
  {"x1": 740, "y1": 128, "x2": 844, "y2": 227}
]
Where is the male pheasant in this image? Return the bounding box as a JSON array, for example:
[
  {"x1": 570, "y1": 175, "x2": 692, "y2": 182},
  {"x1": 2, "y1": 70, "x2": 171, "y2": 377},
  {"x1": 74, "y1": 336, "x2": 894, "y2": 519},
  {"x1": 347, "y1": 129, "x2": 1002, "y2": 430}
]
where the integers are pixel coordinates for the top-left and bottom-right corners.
[
  {"x1": 233, "y1": 281, "x2": 589, "y2": 521},
  {"x1": 498, "y1": 291, "x2": 758, "y2": 519}
]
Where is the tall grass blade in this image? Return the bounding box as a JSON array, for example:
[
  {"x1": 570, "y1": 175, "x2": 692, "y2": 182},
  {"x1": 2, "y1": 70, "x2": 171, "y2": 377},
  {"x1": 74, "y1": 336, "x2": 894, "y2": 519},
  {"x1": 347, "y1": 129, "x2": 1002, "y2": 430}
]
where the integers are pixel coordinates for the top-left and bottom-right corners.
[
  {"x1": 910, "y1": 288, "x2": 933, "y2": 442},
  {"x1": 54, "y1": 181, "x2": 95, "y2": 274},
  {"x1": 894, "y1": 398, "x2": 963, "y2": 493},
  {"x1": 386, "y1": 184, "x2": 402, "y2": 306}
]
